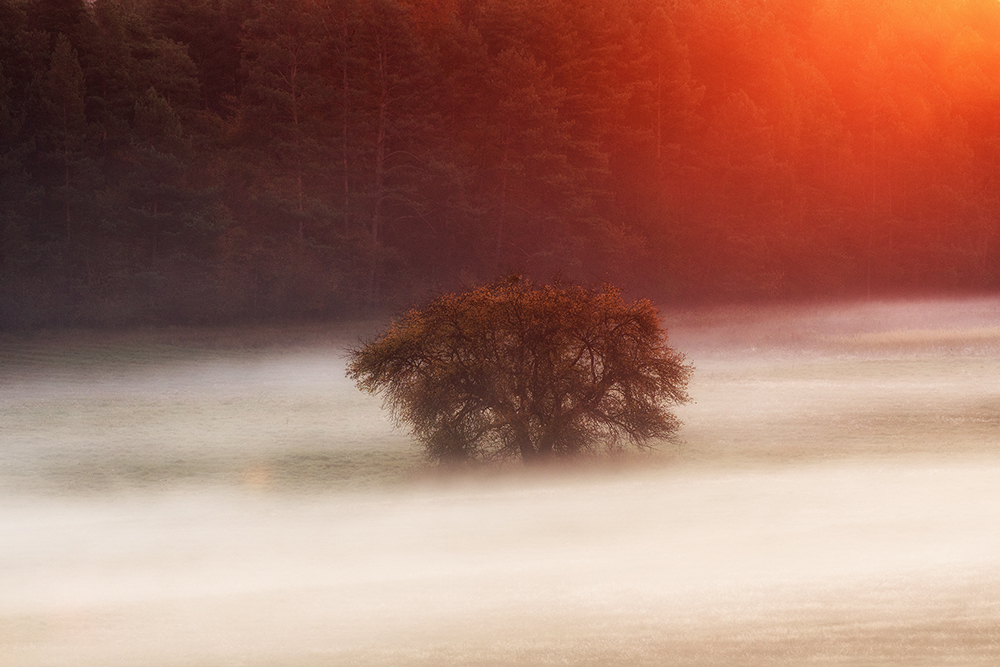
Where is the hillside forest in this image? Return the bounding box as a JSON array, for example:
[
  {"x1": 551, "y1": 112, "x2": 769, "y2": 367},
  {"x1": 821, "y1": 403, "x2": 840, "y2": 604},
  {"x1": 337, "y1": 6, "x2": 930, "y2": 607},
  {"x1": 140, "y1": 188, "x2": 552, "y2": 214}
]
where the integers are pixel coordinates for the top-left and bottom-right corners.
[{"x1": 2, "y1": 0, "x2": 1000, "y2": 328}]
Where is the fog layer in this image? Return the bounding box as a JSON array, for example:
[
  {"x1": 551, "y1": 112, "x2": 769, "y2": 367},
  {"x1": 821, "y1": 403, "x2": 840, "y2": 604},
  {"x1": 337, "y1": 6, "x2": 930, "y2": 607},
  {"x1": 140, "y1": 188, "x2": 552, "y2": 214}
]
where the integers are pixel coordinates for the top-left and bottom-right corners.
[{"x1": 2, "y1": 297, "x2": 999, "y2": 666}]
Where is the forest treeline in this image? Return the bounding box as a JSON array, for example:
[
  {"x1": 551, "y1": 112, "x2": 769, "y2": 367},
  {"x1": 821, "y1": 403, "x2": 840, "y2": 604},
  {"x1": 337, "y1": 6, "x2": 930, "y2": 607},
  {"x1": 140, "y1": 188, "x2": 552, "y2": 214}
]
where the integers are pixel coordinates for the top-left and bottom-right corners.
[{"x1": 2, "y1": 0, "x2": 999, "y2": 328}]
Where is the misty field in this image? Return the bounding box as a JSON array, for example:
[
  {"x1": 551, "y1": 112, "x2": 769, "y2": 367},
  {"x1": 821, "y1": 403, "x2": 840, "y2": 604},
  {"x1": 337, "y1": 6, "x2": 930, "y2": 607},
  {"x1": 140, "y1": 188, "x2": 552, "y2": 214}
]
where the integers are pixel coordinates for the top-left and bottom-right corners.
[{"x1": 2, "y1": 297, "x2": 1000, "y2": 666}]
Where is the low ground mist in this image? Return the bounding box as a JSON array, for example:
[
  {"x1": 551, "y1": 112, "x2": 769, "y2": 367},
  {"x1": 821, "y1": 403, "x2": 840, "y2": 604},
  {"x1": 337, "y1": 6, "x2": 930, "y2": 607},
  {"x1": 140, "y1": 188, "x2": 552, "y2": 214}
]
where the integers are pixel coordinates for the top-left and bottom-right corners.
[{"x1": 2, "y1": 296, "x2": 999, "y2": 666}]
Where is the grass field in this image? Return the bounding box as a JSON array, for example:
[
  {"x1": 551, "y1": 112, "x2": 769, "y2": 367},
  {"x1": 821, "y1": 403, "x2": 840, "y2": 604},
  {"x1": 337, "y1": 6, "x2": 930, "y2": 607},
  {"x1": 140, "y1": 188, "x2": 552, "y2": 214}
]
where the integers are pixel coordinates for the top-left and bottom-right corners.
[{"x1": 2, "y1": 296, "x2": 999, "y2": 666}]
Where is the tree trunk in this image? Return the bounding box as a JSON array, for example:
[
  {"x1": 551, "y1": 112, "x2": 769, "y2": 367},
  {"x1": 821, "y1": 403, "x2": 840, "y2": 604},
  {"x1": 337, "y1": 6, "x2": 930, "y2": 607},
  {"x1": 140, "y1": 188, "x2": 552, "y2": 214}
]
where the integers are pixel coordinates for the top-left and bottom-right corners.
[
  {"x1": 288, "y1": 56, "x2": 305, "y2": 245},
  {"x1": 63, "y1": 101, "x2": 71, "y2": 246},
  {"x1": 495, "y1": 142, "x2": 509, "y2": 269},
  {"x1": 342, "y1": 29, "x2": 350, "y2": 234},
  {"x1": 514, "y1": 422, "x2": 540, "y2": 465},
  {"x1": 656, "y1": 47, "x2": 662, "y2": 164},
  {"x1": 369, "y1": 32, "x2": 389, "y2": 305}
]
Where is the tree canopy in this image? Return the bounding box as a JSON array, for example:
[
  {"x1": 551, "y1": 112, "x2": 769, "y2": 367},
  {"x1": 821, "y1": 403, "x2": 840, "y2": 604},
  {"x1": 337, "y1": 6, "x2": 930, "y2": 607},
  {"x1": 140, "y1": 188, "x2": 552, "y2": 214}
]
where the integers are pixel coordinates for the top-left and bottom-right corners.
[
  {"x1": 4, "y1": 0, "x2": 1000, "y2": 329},
  {"x1": 347, "y1": 277, "x2": 693, "y2": 465}
]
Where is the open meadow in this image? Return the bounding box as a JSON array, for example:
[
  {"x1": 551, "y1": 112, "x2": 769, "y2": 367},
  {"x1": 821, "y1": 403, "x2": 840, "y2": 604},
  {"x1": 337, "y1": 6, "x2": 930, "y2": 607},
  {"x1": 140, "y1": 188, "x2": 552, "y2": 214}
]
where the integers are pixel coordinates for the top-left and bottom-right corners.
[{"x1": 2, "y1": 296, "x2": 999, "y2": 666}]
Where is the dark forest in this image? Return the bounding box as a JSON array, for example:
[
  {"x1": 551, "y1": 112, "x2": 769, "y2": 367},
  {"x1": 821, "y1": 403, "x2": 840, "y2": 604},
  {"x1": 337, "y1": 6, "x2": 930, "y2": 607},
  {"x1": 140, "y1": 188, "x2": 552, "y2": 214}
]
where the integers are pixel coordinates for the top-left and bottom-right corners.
[{"x1": 2, "y1": 0, "x2": 999, "y2": 328}]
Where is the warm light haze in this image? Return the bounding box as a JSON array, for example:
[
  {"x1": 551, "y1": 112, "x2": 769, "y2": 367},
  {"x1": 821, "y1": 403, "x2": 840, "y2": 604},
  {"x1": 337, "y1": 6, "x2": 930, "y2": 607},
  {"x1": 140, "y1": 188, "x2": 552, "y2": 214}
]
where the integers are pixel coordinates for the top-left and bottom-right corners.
[{"x1": 2, "y1": 0, "x2": 999, "y2": 664}]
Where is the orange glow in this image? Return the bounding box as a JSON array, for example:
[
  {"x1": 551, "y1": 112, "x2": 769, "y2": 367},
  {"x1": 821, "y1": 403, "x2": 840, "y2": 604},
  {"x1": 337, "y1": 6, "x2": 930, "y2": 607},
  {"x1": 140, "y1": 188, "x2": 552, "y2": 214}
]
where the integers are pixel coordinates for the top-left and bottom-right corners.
[{"x1": 7, "y1": 0, "x2": 1000, "y2": 328}]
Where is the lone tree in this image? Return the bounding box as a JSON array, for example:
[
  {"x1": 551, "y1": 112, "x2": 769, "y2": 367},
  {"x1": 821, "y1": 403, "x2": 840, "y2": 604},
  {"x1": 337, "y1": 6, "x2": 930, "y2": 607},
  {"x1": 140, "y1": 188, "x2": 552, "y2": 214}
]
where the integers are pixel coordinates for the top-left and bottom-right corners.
[{"x1": 347, "y1": 277, "x2": 692, "y2": 465}]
